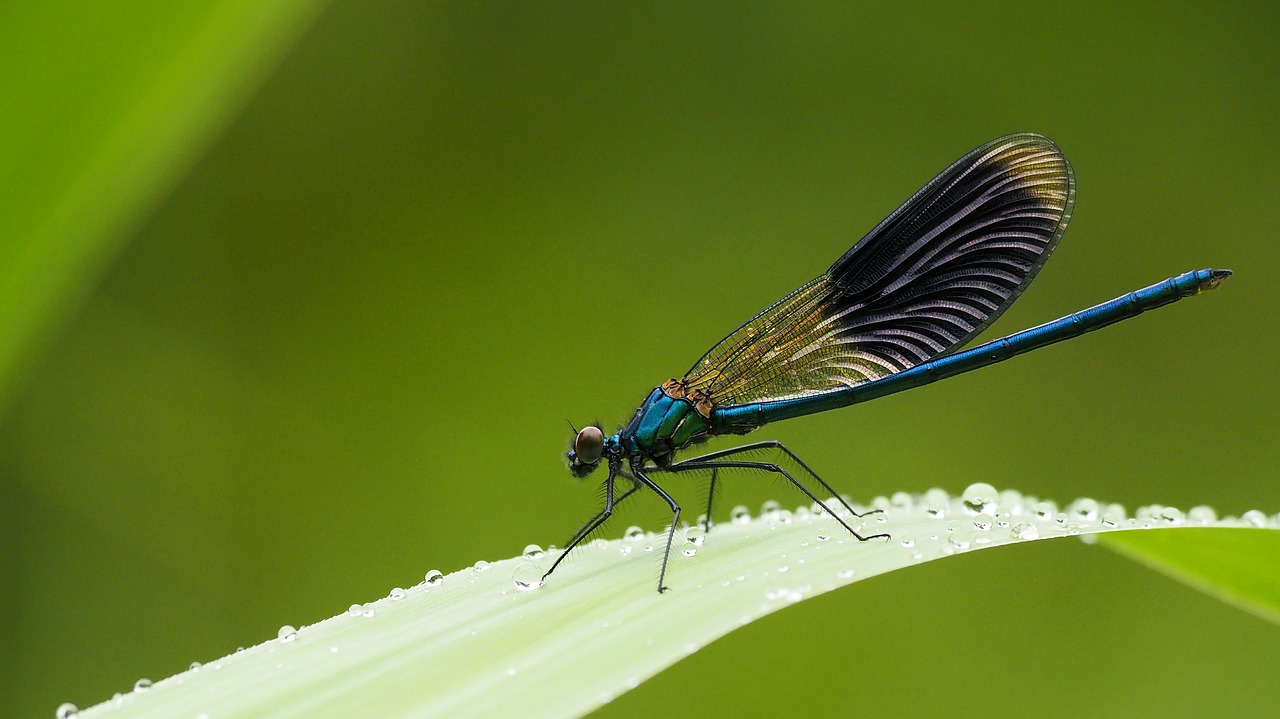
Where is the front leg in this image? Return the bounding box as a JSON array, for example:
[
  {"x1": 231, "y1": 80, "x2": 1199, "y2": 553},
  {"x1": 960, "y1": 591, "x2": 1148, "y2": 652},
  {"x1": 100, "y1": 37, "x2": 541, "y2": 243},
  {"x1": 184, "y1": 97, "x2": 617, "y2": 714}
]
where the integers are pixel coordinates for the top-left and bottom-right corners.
[
  {"x1": 630, "y1": 466, "x2": 681, "y2": 593},
  {"x1": 543, "y1": 468, "x2": 634, "y2": 584}
]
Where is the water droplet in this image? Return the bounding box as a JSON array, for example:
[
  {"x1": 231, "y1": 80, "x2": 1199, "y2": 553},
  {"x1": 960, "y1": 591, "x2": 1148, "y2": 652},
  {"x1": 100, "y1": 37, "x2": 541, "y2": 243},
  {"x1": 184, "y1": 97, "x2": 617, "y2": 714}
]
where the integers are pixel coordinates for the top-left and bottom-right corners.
[
  {"x1": 1188, "y1": 505, "x2": 1217, "y2": 524},
  {"x1": 815, "y1": 531, "x2": 830, "y2": 542},
  {"x1": 1242, "y1": 510, "x2": 1267, "y2": 527},
  {"x1": 899, "y1": 534, "x2": 915, "y2": 548},
  {"x1": 681, "y1": 541, "x2": 698, "y2": 557},
  {"x1": 948, "y1": 530, "x2": 973, "y2": 550},
  {"x1": 473, "y1": 560, "x2": 491, "y2": 572},
  {"x1": 389, "y1": 587, "x2": 406, "y2": 600},
  {"x1": 1101, "y1": 512, "x2": 1120, "y2": 528},
  {"x1": 1011, "y1": 522, "x2": 1039, "y2": 540},
  {"x1": 348, "y1": 603, "x2": 363, "y2": 616},
  {"x1": 730, "y1": 505, "x2": 751, "y2": 524},
  {"x1": 684, "y1": 526, "x2": 706, "y2": 546},
  {"x1": 1033, "y1": 500, "x2": 1058, "y2": 521},
  {"x1": 619, "y1": 545, "x2": 632, "y2": 556},
  {"x1": 278, "y1": 625, "x2": 297, "y2": 642},
  {"x1": 837, "y1": 568, "x2": 855, "y2": 579},
  {"x1": 425, "y1": 569, "x2": 444, "y2": 586},
  {"x1": 972, "y1": 513, "x2": 993, "y2": 531},
  {"x1": 523, "y1": 544, "x2": 545, "y2": 560},
  {"x1": 761, "y1": 499, "x2": 781, "y2": 517},
  {"x1": 56, "y1": 702, "x2": 78, "y2": 719},
  {"x1": 624, "y1": 525, "x2": 645, "y2": 540},
  {"x1": 890, "y1": 491, "x2": 914, "y2": 510},
  {"x1": 962, "y1": 482, "x2": 999, "y2": 514},
  {"x1": 589, "y1": 538, "x2": 608, "y2": 549},
  {"x1": 777, "y1": 564, "x2": 789, "y2": 573},
  {"x1": 1159, "y1": 507, "x2": 1184, "y2": 525},
  {"x1": 513, "y1": 562, "x2": 543, "y2": 591},
  {"x1": 643, "y1": 544, "x2": 654, "y2": 552},
  {"x1": 772, "y1": 509, "x2": 794, "y2": 524},
  {"x1": 1071, "y1": 498, "x2": 1100, "y2": 522},
  {"x1": 134, "y1": 678, "x2": 152, "y2": 693},
  {"x1": 923, "y1": 487, "x2": 949, "y2": 517}
]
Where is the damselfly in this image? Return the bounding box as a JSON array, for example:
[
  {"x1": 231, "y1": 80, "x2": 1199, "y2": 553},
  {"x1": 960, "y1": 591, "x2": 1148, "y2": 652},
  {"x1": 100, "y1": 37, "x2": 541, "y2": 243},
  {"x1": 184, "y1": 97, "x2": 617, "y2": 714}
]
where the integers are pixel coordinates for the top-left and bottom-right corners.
[{"x1": 549, "y1": 133, "x2": 1230, "y2": 592}]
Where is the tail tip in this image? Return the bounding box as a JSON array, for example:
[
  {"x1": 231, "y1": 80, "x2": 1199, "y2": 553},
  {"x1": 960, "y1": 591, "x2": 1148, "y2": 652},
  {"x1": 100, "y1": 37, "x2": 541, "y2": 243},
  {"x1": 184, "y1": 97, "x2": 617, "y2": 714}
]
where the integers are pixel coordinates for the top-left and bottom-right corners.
[{"x1": 1207, "y1": 268, "x2": 1233, "y2": 289}]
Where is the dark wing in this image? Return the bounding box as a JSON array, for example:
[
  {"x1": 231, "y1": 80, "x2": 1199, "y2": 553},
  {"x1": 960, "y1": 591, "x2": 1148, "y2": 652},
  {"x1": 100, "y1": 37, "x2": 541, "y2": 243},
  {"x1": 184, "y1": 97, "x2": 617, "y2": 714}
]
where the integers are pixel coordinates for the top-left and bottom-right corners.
[{"x1": 681, "y1": 133, "x2": 1075, "y2": 407}]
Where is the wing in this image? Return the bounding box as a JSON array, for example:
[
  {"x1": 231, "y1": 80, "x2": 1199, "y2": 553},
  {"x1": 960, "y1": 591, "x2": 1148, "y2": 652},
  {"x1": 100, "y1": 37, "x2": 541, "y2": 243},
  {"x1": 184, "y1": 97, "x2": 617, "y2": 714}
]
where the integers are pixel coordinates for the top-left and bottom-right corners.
[{"x1": 680, "y1": 133, "x2": 1075, "y2": 407}]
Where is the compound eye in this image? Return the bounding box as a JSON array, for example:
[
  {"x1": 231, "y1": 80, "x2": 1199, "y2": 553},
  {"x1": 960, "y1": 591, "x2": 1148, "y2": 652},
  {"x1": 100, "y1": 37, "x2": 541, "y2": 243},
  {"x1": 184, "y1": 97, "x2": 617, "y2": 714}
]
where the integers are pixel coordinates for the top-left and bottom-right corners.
[{"x1": 574, "y1": 426, "x2": 604, "y2": 465}]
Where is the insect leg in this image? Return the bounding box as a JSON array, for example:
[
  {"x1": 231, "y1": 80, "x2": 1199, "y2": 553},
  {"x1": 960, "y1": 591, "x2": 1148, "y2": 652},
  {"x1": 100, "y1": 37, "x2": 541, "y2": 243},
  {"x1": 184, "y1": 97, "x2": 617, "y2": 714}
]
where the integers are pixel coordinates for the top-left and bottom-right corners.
[
  {"x1": 667, "y1": 460, "x2": 890, "y2": 543},
  {"x1": 631, "y1": 467, "x2": 681, "y2": 594},
  {"x1": 543, "y1": 470, "x2": 636, "y2": 583},
  {"x1": 671, "y1": 441, "x2": 882, "y2": 521}
]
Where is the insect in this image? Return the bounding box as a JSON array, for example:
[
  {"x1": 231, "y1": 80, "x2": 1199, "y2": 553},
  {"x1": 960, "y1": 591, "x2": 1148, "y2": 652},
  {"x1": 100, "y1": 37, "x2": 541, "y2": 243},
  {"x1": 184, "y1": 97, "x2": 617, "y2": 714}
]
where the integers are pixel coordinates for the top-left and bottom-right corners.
[{"x1": 546, "y1": 133, "x2": 1230, "y2": 593}]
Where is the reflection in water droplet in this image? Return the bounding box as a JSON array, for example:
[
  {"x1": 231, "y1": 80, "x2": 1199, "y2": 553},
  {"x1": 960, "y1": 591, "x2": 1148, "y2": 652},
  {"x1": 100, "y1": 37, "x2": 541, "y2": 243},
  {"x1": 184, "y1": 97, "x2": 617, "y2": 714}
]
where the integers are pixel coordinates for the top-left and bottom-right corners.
[
  {"x1": 973, "y1": 514, "x2": 993, "y2": 531},
  {"x1": 1071, "y1": 498, "x2": 1100, "y2": 522},
  {"x1": 425, "y1": 570, "x2": 444, "y2": 586},
  {"x1": 1034, "y1": 501, "x2": 1058, "y2": 521},
  {"x1": 348, "y1": 603, "x2": 362, "y2": 617},
  {"x1": 681, "y1": 542, "x2": 698, "y2": 557},
  {"x1": 1160, "y1": 507, "x2": 1184, "y2": 525},
  {"x1": 278, "y1": 625, "x2": 297, "y2": 642},
  {"x1": 624, "y1": 525, "x2": 645, "y2": 540},
  {"x1": 730, "y1": 505, "x2": 751, "y2": 524},
  {"x1": 962, "y1": 482, "x2": 998, "y2": 514},
  {"x1": 815, "y1": 531, "x2": 830, "y2": 542},
  {"x1": 134, "y1": 678, "x2": 152, "y2": 693},
  {"x1": 523, "y1": 544, "x2": 545, "y2": 560},
  {"x1": 56, "y1": 702, "x2": 78, "y2": 719},
  {"x1": 924, "y1": 487, "x2": 949, "y2": 517},
  {"x1": 1011, "y1": 522, "x2": 1039, "y2": 540},
  {"x1": 473, "y1": 560, "x2": 491, "y2": 572},
  {"x1": 1101, "y1": 512, "x2": 1120, "y2": 528},
  {"x1": 761, "y1": 499, "x2": 781, "y2": 517},
  {"x1": 389, "y1": 587, "x2": 406, "y2": 600},
  {"x1": 513, "y1": 562, "x2": 543, "y2": 591},
  {"x1": 684, "y1": 526, "x2": 706, "y2": 546},
  {"x1": 899, "y1": 534, "x2": 915, "y2": 548}
]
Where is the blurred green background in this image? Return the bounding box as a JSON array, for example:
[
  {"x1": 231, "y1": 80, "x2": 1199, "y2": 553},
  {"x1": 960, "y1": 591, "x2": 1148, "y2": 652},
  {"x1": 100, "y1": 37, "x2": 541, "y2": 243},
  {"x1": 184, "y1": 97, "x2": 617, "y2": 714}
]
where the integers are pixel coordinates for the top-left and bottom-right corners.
[{"x1": 3, "y1": 1, "x2": 1278, "y2": 717}]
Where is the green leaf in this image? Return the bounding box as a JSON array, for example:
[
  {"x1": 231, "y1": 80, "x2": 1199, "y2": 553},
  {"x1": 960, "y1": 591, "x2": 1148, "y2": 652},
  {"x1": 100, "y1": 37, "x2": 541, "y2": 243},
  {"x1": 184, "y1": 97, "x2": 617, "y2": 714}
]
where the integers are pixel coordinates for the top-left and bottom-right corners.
[
  {"x1": 0, "y1": 0, "x2": 326, "y2": 408},
  {"x1": 1098, "y1": 522, "x2": 1280, "y2": 624},
  {"x1": 74, "y1": 487, "x2": 1279, "y2": 719}
]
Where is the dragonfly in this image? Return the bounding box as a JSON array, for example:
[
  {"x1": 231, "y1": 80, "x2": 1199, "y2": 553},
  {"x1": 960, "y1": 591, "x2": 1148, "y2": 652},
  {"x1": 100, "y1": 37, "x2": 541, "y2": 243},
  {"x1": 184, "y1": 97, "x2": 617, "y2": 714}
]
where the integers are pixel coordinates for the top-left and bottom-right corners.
[{"x1": 546, "y1": 132, "x2": 1230, "y2": 593}]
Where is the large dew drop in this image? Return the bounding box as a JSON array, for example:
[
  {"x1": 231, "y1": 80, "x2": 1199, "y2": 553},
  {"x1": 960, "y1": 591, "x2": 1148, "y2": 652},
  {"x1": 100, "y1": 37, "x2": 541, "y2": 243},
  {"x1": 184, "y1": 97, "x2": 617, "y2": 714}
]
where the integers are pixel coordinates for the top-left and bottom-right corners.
[
  {"x1": 55, "y1": 703, "x2": 78, "y2": 719},
  {"x1": 962, "y1": 482, "x2": 999, "y2": 515},
  {"x1": 512, "y1": 562, "x2": 543, "y2": 591}
]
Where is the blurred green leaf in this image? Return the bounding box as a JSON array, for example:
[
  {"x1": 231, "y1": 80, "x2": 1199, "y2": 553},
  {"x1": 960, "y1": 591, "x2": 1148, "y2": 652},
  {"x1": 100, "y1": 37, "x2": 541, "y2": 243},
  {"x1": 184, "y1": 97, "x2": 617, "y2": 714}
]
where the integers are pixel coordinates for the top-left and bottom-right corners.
[
  {"x1": 75, "y1": 489, "x2": 1280, "y2": 719},
  {"x1": 1099, "y1": 526, "x2": 1280, "y2": 625},
  {"x1": 0, "y1": 0, "x2": 326, "y2": 409}
]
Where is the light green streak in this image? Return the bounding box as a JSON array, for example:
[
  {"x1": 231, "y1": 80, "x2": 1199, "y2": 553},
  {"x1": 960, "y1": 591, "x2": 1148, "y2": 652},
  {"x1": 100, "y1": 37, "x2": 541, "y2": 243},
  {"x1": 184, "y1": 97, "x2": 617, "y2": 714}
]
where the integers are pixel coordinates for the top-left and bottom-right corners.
[{"x1": 0, "y1": 0, "x2": 327, "y2": 409}]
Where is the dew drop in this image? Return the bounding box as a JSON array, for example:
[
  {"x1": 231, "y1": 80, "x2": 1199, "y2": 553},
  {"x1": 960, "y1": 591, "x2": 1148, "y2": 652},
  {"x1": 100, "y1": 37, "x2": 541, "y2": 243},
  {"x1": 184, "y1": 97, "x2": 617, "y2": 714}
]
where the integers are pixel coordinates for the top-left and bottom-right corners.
[
  {"x1": 799, "y1": 538, "x2": 810, "y2": 547},
  {"x1": 512, "y1": 562, "x2": 543, "y2": 591},
  {"x1": 1033, "y1": 500, "x2": 1058, "y2": 521},
  {"x1": 948, "y1": 530, "x2": 973, "y2": 550},
  {"x1": 923, "y1": 487, "x2": 949, "y2": 517},
  {"x1": 890, "y1": 491, "x2": 914, "y2": 510},
  {"x1": 1242, "y1": 510, "x2": 1268, "y2": 527},
  {"x1": 1010, "y1": 522, "x2": 1039, "y2": 541},
  {"x1": 899, "y1": 534, "x2": 915, "y2": 548},
  {"x1": 1159, "y1": 507, "x2": 1184, "y2": 525},
  {"x1": 837, "y1": 568, "x2": 855, "y2": 579},
  {"x1": 362, "y1": 604, "x2": 376, "y2": 618},
  {"x1": 389, "y1": 587, "x2": 406, "y2": 600},
  {"x1": 619, "y1": 545, "x2": 632, "y2": 556},
  {"x1": 55, "y1": 702, "x2": 78, "y2": 719},
  {"x1": 761, "y1": 499, "x2": 781, "y2": 517},
  {"x1": 473, "y1": 560, "x2": 492, "y2": 572},
  {"x1": 624, "y1": 525, "x2": 645, "y2": 541},
  {"x1": 523, "y1": 544, "x2": 545, "y2": 560},
  {"x1": 815, "y1": 531, "x2": 830, "y2": 542},
  {"x1": 1101, "y1": 512, "x2": 1120, "y2": 528},
  {"x1": 1188, "y1": 505, "x2": 1217, "y2": 524},
  {"x1": 278, "y1": 625, "x2": 297, "y2": 642},
  {"x1": 681, "y1": 541, "x2": 698, "y2": 557},
  {"x1": 134, "y1": 678, "x2": 152, "y2": 693},
  {"x1": 962, "y1": 482, "x2": 999, "y2": 514},
  {"x1": 1071, "y1": 498, "x2": 1100, "y2": 522},
  {"x1": 425, "y1": 569, "x2": 444, "y2": 586},
  {"x1": 684, "y1": 525, "x2": 706, "y2": 547},
  {"x1": 972, "y1": 513, "x2": 993, "y2": 531},
  {"x1": 730, "y1": 505, "x2": 751, "y2": 524},
  {"x1": 772, "y1": 509, "x2": 794, "y2": 524}
]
